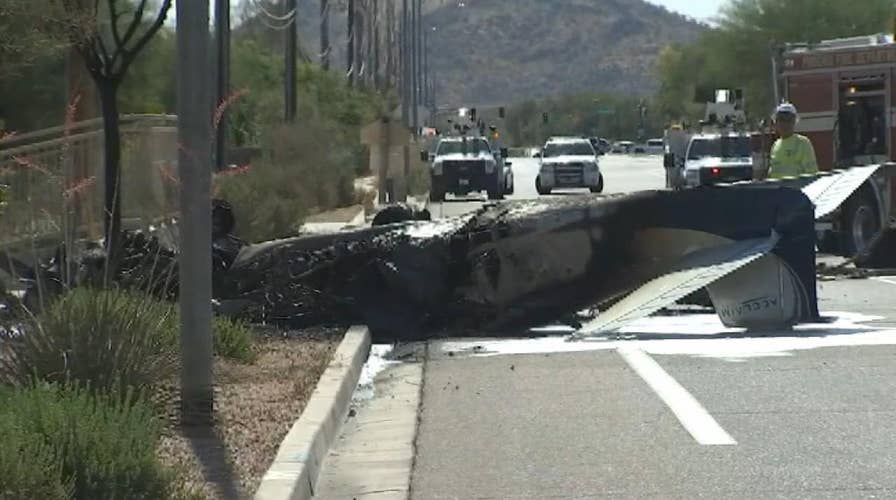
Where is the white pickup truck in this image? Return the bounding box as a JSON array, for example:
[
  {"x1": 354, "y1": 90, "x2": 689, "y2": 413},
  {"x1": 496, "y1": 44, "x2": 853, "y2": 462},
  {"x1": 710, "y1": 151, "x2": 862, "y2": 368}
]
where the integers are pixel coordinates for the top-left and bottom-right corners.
[
  {"x1": 666, "y1": 133, "x2": 755, "y2": 189},
  {"x1": 425, "y1": 136, "x2": 513, "y2": 202},
  {"x1": 534, "y1": 137, "x2": 604, "y2": 195}
]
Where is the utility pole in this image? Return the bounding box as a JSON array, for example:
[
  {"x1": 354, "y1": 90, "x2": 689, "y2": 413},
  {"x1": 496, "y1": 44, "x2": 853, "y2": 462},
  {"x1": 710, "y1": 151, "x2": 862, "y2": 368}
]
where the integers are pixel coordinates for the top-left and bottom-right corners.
[
  {"x1": 411, "y1": 0, "x2": 418, "y2": 132},
  {"x1": 176, "y1": 0, "x2": 214, "y2": 426},
  {"x1": 373, "y1": 0, "x2": 380, "y2": 89},
  {"x1": 417, "y1": 0, "x2": 423, "y2": 110},
  {"x1": 401, "y1": 0, "x2": 409, "y2": 127},
  {"x1": 356, "y1": 3, "x2": 365, "y2": 84},
  {"x1": 285, "y1": 0, "x2": 297, "y2": 122},
  {"x1": 423, "y1": 22, "x2": 429, "y2": 108},
  {"x1": 385, "y1": 0, "x2": 394, "y2": 89},
  {"x1": 347, "y1": 0, "x2": 355, "y2": 86},
  {"x1": 320, "y1": 0, "x2": 330, "y2": 70},
  {"x1": 214, "y1": 0, "x2": 230, "y2": 170}
]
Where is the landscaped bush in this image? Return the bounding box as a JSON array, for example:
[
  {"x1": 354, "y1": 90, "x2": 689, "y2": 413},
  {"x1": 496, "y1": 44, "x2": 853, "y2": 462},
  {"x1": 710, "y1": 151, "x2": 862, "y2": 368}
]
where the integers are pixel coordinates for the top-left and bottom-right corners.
[
  {"x1": 0, "y1": 287, "x2": 178, "y2": 395},
  {"x1": 0, "y1": 410, "x2": 72, "y2": 499},
  {"x1": 0, "y1": 384, "x2": 199, "y2": 500},
  {"x1": 0, "y1": 287, "x2": 258, "y2": 394},
  {"x1": 212, "y1": 316, "x2": 256, "y2": 364},
  {"x1": 215, "y1": 120, "x2": 357, "y2": 243}
]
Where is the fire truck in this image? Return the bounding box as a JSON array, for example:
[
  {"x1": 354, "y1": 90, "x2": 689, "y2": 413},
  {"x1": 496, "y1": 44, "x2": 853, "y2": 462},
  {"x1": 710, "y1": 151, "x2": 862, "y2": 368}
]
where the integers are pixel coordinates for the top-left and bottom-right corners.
[{"x1": 765, "y1": 33, "x2": 896, "y2": 264}]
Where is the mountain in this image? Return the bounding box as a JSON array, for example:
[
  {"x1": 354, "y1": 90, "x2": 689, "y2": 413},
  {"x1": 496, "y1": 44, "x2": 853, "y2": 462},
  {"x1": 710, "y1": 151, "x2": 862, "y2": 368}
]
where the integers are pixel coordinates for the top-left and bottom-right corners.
[
  {"x1": 240, "y1": 0, "x2": 705, "y2": 107},
  {"x1": 424, "y1": 0, "x2": 705, "y2": 106}
]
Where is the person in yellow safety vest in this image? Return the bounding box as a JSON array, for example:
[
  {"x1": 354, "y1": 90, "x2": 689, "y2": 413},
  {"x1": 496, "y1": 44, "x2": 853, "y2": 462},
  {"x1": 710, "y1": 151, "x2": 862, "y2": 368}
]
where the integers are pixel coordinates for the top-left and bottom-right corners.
[{"x1": 767, "y1": 102, "x2": 818, "y2": 179}]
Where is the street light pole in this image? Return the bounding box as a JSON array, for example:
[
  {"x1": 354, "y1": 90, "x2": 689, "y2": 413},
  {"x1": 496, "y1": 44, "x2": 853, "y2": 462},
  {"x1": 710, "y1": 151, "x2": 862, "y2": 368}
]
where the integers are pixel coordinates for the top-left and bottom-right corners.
[{"x1": 176, "y1": 0, "x2": 214, "y2": 426}]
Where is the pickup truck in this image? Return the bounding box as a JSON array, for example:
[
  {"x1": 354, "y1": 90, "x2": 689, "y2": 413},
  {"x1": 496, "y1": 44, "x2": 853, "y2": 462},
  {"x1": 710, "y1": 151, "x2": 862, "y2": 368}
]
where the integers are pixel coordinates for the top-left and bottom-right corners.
[{"x1": 425, "y1": 136, "x2": 512, "y2": 202}]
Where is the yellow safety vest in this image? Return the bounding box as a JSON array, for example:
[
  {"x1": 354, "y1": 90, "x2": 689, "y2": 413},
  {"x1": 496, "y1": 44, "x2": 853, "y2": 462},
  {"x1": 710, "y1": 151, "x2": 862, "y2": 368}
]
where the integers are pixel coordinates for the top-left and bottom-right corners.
[{"x1": 769, "y1": 134, "x2": 818, "y2": 179}]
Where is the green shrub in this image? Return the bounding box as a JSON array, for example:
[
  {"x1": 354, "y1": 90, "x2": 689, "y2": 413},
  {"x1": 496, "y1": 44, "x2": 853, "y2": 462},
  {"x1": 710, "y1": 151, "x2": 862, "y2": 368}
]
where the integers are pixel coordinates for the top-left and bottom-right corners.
[
  {"x1": 215, "y1": 120, "x2": 358, "y2": 243},
  {"x1": 0, "y1": 384, "x2": 198, "y2": 500},
  {"x1": 1, "y1": 288, "x2": 257, "y2": 396},
  {"x1": 213, "y1": 316, "x2": 256, "y2": 363},
  {"x1": 0, "y1": 411, "x2": 72, "y2": 499},
  {"x1": 0, "y1": 288, "x2": 178, "y2": 395},
  {"x1": 407, "y1": 156, "x2": 432, "y2": 196}
]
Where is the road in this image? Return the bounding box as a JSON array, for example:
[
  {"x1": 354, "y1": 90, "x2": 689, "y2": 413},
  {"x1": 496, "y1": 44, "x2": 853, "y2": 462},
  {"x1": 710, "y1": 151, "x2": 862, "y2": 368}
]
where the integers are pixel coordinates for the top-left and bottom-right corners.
[
  {"x1": 430, "y1": 153, "x2": 667, "y2": 219},
  {"x1": 315, "y1": 153, "x2": 896, "y2": 500}
]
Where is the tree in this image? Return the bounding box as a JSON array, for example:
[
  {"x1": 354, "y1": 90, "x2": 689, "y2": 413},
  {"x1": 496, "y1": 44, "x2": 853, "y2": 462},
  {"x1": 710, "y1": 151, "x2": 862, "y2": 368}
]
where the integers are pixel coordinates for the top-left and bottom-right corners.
[
  {"x1": 60, "y1": 0, "x2": 173, "y2": 256},
  {"x1": 657, "y1": 0, "x2": 895, "y2": 120},
  {"x1": 0, "y1": 1, "x2": 70, "y2": 80}
]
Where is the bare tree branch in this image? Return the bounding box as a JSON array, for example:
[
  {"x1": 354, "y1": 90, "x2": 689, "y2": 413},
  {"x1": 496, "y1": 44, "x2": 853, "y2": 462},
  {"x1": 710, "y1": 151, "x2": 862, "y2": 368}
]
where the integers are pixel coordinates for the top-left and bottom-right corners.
[
  {"x1": 120, "y1": 0, "x2": 148, "y2": 48},
  {"x1": 108, "y1": 0, "x2": 124, "y2": 48},
  {"x1": 120, "y1": 0, "x2": 171, "y2": 66}
]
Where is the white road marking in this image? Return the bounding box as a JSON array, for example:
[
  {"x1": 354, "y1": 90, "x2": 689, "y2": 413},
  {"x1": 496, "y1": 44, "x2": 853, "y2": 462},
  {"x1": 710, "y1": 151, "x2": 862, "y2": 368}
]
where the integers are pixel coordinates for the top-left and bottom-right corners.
[
  {"x1": 618, "y1": 347, "x2": 737, "y2": 446},
  {"x1": 873, "y1": 277, "x2": 896, "y2": 286}
]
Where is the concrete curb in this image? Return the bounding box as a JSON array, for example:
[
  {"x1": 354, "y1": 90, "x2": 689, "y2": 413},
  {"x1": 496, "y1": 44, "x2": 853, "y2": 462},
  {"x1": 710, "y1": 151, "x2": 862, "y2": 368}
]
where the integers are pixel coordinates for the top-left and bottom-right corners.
[{"x1": 254, "y1": 326, "x2": 372, "y2": 500}]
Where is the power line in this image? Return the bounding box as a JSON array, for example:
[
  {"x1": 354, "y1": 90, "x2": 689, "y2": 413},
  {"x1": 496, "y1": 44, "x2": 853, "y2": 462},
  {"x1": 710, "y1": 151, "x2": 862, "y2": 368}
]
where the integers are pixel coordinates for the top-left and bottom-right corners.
[{"x1": 256, "y1": 2, "x2": 296, "y2": 21}]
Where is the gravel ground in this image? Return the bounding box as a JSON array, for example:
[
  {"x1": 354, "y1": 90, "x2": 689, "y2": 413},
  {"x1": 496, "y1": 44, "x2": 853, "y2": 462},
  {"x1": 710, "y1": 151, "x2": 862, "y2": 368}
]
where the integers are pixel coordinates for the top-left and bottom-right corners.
[{"x1": 157, "y1": 327, "x2": 341, "y2": 500}]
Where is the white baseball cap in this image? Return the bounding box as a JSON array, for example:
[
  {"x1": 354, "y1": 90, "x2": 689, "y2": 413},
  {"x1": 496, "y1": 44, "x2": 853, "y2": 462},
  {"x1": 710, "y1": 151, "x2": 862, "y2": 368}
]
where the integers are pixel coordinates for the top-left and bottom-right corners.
[{"x1": 774, "y1": 102, "x2": 798, "y2": 116}]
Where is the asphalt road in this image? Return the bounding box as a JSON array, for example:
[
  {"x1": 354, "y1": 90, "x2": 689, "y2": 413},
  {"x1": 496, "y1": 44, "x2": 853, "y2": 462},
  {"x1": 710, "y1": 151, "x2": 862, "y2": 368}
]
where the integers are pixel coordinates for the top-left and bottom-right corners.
[
  {"x1": 318, "y1": 152, "x2": 896, "y2": 499},
  {"x1": 411, "y1": 277, "x2": 896, "y2": 499},
  {"x1": 430, "y1": 153, "x2": 666, "y2": 219}
]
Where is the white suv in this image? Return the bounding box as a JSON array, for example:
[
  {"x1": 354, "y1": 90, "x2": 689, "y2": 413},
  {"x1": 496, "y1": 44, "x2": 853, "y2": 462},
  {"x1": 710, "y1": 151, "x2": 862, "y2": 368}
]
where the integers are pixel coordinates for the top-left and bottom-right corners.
[{"x1": 535, "y1": 137, "x2": 603, "y2": 195}]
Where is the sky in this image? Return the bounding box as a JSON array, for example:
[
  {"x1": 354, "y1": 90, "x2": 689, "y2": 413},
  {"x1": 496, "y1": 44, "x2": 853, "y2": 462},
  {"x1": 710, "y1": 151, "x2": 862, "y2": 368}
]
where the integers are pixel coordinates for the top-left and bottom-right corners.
[{"x1": 648, "y1": 0, "x2": 724, "y2": 22}]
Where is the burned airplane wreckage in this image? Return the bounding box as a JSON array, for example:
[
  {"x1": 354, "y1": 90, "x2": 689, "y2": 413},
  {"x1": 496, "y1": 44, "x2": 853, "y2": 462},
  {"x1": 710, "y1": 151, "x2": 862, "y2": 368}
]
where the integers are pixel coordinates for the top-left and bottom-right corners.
[
  {"x1": 8, "y1": 186, "x2": 823, "y2": 341},
  {"x1": 208, "y1": 185, "x2": 820, "y2": 340}
]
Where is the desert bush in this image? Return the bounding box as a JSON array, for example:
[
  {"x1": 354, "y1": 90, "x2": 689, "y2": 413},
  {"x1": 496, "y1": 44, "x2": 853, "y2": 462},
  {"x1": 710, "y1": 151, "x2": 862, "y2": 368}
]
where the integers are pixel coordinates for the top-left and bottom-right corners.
[
  {"x1": 0, "y1": 384, "x2": 199, "y2": 500},
  {"x1": 212, "y1": 316, "x2": 256, "y2": 364},
  {"x1": 1, "y1": 287, "x2": 259, "y2": 393},
  {"x1": 0, "y1": 288, "x2": 178, "y2": 395},
  {"x1": 407, "y1": 156, "x2": 432, "y2": 196},
  {"x1": 0, "y1": 410, "x2": 72, "y2": 499},
  {"x1": 215, "y1": 119, "x2": 357, "y2": 243}
]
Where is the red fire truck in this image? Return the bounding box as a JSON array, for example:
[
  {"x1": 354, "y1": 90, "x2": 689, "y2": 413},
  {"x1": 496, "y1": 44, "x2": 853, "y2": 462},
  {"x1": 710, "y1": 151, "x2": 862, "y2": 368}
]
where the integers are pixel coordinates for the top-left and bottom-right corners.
[{"x1": 768, "y1": 33, "x2": 896, "y2": 264}]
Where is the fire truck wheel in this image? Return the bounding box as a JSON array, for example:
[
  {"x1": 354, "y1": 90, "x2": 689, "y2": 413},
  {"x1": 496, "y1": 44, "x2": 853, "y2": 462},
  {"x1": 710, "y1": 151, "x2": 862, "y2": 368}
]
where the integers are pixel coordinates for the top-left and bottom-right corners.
[
  {"x1": 840, "y1": 193, "x2": 880, "y2": 264},
  {"x1": 855, "y1": 230, "x2": 896, "y2": 268}
]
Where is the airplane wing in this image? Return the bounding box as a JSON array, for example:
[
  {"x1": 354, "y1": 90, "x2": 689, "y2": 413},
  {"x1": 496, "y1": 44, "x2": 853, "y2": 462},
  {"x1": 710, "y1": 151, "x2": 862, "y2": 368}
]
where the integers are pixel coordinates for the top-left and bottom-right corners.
[
  {"x1": 801, "y1": 165, "x2": 880, "y2": 219},
  {"x1": 575, "y1": 232, "x2": 780, "y2": 337}
]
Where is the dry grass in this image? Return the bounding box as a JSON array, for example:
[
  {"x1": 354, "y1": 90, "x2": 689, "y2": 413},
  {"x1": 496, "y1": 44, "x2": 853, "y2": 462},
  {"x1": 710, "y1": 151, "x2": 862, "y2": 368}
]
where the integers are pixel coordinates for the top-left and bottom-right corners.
[{"x1": 157, "y1": 329, "x2": 341, "y2": 499}]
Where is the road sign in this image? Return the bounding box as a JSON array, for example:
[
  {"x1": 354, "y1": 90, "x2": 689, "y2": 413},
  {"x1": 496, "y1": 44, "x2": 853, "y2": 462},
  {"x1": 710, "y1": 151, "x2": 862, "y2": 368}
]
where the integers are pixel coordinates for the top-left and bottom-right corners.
[{"x1": 597, "y1": 108, "x2": 614, "y2": 115}]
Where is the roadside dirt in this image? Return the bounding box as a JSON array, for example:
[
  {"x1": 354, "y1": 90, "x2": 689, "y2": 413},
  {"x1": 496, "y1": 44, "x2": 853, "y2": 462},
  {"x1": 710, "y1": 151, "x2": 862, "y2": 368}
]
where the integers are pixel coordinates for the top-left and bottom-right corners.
[{"x1": 157, "y1": 327, "x2": 341, "y2": 499}]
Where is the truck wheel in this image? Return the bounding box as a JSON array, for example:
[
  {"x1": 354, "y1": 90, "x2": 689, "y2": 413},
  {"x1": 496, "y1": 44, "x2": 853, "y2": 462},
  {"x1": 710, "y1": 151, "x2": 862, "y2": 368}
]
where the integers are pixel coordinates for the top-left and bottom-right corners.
[
  {"x1": 590, "y1": 175, "x2": 604, "y2": 194},
  {"x1": 840, "y1": 193, "x2": 881, "y2": 263},
  {"x1": 860, "y1": 230, "x2": 896, "y2": 268},
  {"x1": 536, "y1": 175, "x2": 551, "y2": 195}
]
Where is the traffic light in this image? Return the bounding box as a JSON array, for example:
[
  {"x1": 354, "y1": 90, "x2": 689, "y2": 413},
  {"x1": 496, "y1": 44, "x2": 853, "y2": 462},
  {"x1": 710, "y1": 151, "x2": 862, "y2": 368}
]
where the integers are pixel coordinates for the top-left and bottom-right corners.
[
  {"x1": 542, "y1": 112, "x2": 549, "y2": 123},
  {"x1": 470, "y1": 108, "x2": 477, "y2": 121},
  {"x1": 498, "y1": 107, "x2": 506, "y2": 118}
]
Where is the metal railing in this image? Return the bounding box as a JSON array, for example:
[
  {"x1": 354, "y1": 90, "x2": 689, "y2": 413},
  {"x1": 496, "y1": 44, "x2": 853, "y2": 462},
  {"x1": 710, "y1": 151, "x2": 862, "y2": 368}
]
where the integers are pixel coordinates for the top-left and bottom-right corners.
[{"x1": 0, "y1": 114, "x2": 179, "y2": 252}]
